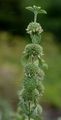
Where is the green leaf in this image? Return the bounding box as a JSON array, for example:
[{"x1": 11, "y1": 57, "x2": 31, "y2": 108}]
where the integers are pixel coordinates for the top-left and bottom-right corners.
[
  {"x1": 32, "y1": 34, "x2": 41, "y2": 44},
  {"x1": 26, "y1": 5, "x2": 47, "y2": 15},
  {"x1": 26, "y1": 6, "x2": 34, "y2": 13},
  {"x1": 24, "y1": 77, "x2": 36, "y2": 92},
  {"x1": 19, "y1": 99, "x2": 29, "y2": 116},
  {"x1": 39, "y1": 9, "x2": 47, "y2": 14},
  {"x1": 31, "y1": 104, "x2": 42, "y2": 120}
]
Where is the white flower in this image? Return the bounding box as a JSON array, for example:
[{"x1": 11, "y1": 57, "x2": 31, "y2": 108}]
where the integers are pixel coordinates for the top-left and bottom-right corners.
[{"x1": 26, "y1": 22, "x2": 43, "y2": 35}]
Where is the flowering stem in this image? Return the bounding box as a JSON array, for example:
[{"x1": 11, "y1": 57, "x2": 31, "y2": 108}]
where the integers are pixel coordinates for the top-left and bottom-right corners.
[{"x1": 17, "y1": 5, "x2": 47, "y2": 120}]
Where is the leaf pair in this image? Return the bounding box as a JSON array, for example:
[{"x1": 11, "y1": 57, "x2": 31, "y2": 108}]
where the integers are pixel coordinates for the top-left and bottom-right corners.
[{"x1": 26, "y1": 5, "x2": 47, "y2": 15}]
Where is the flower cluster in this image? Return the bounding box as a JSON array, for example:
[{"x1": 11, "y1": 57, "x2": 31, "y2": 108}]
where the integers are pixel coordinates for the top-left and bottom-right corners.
[
  {"x1": 22, "y1": 44, "x2": 44, "y2": 64},
  {"x1": 26, "y1": 22, "x2": 43, "y2": 35}
]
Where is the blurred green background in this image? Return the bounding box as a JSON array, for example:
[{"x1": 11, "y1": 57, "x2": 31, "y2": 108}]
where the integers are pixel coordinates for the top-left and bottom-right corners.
[{"x1": 0, "y1": 0, "x2": 61, "y2": 119}]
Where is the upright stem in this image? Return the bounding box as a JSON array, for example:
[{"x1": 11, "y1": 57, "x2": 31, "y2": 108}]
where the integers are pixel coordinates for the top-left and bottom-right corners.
[
  {"x1": 34, "y1": 12, "x2": 37, "y2": 22},
  {"x1": 28, "y1": 101, "x2": 31, "y2": 120}
]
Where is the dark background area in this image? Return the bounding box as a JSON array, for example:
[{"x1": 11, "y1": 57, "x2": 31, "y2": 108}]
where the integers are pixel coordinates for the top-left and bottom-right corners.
[{"x1": 0, "y1": 0, "x2": 61, "y2": 41}]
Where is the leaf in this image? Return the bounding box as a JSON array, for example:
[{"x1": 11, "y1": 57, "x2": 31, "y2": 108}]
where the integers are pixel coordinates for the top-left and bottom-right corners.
[
  {"x1": 26, "y1": 6, "x2": 47, "y2": 15},
  {"x1": 32, "y1": 34, "x2": 41, "y2": 44},
  {"x1": 39, "y1": 9, "x2": 47, "y2": 14},
  {"x1": 31, "y1": 105, "x2": 42, "y2": 120},
  {"x1": 26, "y1": 6, "x2": 34, "y2": 13},
  {"x1": 19, "y1": 100, "x2": 29, "y2": 115},
  {"x1": 30, "y1": 104, "x2": 36, "y2": 114}
]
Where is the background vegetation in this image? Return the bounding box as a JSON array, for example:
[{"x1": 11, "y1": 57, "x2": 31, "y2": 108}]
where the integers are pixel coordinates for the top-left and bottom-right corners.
[{"x1": 0, "y1": 0, "x2": 61, "y2": 120}]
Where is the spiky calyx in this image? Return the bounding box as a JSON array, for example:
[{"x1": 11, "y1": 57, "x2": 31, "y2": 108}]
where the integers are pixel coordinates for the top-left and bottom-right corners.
[{"x1": 22, "y1": 44, "x2": 44, "y2": 65}]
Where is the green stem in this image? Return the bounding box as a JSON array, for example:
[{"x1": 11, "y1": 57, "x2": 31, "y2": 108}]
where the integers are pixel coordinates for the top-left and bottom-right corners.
[
  {"x1": 28, "y1": 101, "x2": 31, "y2": 120},
  {"x1": 34, "y1": 12, "x2": 37, "y2": 22}
]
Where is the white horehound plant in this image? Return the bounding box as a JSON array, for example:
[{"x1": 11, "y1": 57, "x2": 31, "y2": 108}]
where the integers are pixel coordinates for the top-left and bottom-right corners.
[{"x1": 17, "y1": 5, "x2": 47, "y2": 120}]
